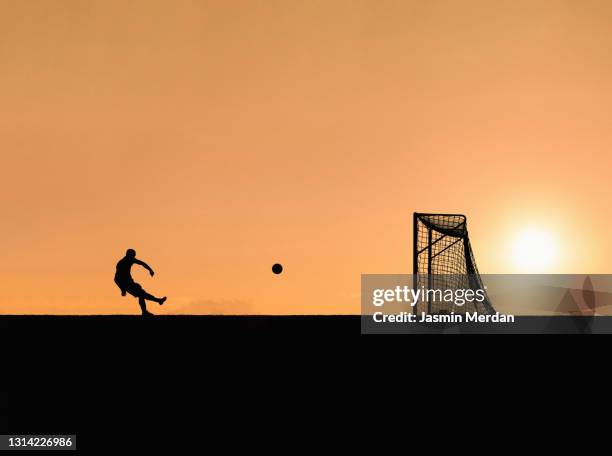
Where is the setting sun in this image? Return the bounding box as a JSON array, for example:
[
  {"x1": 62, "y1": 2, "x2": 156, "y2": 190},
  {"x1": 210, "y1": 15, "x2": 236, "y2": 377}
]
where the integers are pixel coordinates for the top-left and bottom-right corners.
[{"x1": 512, "y1": 229, "x2": 558, "y2": 273}]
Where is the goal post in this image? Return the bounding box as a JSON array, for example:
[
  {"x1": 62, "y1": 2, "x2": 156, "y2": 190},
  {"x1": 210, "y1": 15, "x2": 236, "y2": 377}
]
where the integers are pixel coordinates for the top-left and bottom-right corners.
[{"x1": 413, "y1": 212, "x2": 495, "y2": 315}]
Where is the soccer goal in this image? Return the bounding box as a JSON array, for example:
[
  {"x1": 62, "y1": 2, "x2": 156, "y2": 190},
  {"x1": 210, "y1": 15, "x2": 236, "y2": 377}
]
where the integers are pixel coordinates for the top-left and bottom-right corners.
[{"x1": 413, "y1": 213, "x2": 495, "y2": 315}]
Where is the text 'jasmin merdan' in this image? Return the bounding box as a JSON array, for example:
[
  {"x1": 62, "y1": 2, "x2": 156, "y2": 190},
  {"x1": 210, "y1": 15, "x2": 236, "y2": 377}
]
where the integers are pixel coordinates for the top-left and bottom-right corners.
[{"x1": 372, "y1": 286, "x2": 487, "y2": 307}]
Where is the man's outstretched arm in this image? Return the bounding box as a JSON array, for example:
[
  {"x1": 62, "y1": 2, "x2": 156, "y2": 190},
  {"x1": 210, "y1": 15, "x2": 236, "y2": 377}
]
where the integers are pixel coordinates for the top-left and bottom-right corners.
[{"x1": 134, "y1": 259, "x2": 155, "y2": 276}]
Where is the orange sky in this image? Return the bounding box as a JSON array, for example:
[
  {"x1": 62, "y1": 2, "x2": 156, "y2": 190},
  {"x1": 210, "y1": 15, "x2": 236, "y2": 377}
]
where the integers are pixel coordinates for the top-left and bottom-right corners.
[{"x1": 1, "y1": 0, "x2": 612, "y2": 314}]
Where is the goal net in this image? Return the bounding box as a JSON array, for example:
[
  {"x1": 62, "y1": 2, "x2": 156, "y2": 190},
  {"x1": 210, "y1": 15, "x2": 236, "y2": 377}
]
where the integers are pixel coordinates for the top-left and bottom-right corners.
[{"x1": 413, "y1": 213, "x2": 495, "y2": 315}]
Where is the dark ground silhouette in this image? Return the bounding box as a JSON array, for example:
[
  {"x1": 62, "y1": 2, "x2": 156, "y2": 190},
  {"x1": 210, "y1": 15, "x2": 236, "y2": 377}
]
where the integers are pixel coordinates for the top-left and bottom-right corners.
[
  {"x1": 0, "y1": 314, "x2": 598, "y2": 451},
  {"x1": 0, "y1": 315, "x2": 357, "y2": 335},
  {"x1": 0, "y1": 314, "x2": 357, "y2": 446}
]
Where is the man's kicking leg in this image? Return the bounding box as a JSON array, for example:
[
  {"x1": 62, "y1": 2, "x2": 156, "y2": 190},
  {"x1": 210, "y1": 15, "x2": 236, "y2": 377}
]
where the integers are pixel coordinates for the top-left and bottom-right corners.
[
  {"x1": 138, "y1": 290, "x2": 167, "y2": 316},
  {"x1": 142, "y1": 291, "x2": 167, "y2": 306}
]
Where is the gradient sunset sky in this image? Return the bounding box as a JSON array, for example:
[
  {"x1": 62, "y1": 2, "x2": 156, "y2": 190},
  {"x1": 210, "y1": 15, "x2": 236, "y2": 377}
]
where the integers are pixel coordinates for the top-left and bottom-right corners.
[{"x1": 2, "y1": 0, "x2": 612, "y2": 314}]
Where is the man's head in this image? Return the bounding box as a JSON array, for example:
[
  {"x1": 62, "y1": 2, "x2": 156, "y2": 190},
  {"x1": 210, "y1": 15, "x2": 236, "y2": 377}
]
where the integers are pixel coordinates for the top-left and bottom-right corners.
[{"x1": 126, "y1": 249, "x2": 136, "y2": 258}]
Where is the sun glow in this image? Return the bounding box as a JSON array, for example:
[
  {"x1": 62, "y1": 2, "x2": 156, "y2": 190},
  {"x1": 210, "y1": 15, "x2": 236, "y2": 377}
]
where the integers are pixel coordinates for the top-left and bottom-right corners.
[{"x1": 512, "y1": 228, "x2": 558, "y2": 273}]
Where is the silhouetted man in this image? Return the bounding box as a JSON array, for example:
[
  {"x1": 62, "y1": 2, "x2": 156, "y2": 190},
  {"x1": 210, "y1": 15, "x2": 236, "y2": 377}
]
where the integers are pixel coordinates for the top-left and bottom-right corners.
[{"x1": 115, "y1": 249, "x2": 167, "y2": 316}]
